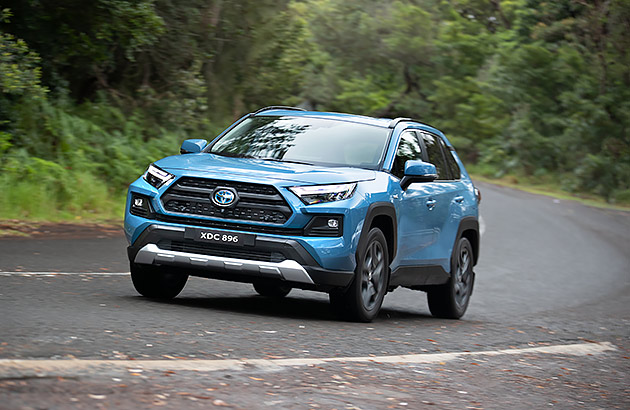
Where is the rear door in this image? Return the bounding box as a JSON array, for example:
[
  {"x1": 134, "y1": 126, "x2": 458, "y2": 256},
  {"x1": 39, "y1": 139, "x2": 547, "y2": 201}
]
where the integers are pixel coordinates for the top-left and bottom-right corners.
[{"x1": 413, "y1": 131, "x2": 467, "y2": 270}]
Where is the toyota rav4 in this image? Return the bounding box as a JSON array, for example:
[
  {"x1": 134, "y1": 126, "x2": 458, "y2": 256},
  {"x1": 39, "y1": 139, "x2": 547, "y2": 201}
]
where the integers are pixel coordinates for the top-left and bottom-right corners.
[{"x1": 124, "y1": 106, "x2": 480, "y2": 322}]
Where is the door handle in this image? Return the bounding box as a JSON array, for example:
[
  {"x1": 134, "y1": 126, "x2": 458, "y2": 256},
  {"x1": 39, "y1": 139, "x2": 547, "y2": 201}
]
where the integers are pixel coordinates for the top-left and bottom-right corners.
[
  {"x1": 454, "y1": 196, "x2": 464, "y2": 203},
  {"x1": 426, "y1": 198, "x2": 437, "y2": 210}
]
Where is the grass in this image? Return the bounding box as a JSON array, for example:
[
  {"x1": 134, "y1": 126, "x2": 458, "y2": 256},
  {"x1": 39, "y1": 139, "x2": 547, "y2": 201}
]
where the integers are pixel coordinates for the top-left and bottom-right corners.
[
  {"x1": 0, "y1": 175, "x2": 126, "y2": 230},
  {"x1": 0, "y1": 228, "x2": 30, "y2": 237}
]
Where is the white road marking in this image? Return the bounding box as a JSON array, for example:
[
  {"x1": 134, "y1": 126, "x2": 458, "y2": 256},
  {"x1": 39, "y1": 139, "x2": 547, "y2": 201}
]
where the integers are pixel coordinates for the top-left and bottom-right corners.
[
  {"x1": 0, "y1": 342, "x2": 616, "y2": 376},
  {"x1": 0, "y1": 271, "x2": 130, "y2": 276},
  {"x1": 479, "y1": 215, "x2": 486, "y2": 237}
]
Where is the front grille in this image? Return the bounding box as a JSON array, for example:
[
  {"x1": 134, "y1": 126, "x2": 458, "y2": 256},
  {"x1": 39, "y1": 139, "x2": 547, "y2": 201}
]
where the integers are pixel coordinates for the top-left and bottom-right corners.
[
  {"x1": 156, "y1": 239, "x2": 286, "y2": 263},
  {"x1": 161, "y1": 177, "x2": 292, "y2": 224}
]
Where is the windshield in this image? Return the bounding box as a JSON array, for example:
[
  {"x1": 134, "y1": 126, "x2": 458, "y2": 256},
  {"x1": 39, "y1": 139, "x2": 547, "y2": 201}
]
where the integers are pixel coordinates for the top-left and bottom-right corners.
[{"x1": 208, "y1": 116, "x2": 390, "y2": 169}]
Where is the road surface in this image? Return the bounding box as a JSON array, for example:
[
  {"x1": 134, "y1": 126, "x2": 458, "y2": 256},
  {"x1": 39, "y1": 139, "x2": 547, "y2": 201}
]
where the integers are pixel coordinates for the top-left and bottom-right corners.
[{"x1": 1, "y1": 181, "x2": 628, "y2": 409}]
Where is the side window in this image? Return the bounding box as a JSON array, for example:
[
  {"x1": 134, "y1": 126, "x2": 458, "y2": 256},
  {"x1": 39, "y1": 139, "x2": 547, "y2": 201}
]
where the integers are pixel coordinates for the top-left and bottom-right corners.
[
  {"x1": 420, "y1": 132, "x2": 449, "y2": 180},
  {"x1": 391, "y1": 131, "x2": 423, "y2": 179},
  {"x1": 443, "y1": 146, "x2": 461, "y2": 180}
]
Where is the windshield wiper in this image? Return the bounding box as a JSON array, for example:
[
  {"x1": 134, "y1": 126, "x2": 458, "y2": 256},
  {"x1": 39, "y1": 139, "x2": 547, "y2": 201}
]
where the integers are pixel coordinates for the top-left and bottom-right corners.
[
  {"x1": 212, "y1": 152, "x2": 313, "y2": 166},
  {"x1": 259, "y1": 157, "x2": 314, "y2": 166},
  {"x1": 211, "y1": 151, "x2": 255, "y2": 159}
]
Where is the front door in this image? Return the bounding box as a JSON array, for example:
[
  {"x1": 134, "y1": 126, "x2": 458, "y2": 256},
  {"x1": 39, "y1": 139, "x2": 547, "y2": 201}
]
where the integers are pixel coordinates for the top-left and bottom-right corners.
[{"x1": 393, "y1": 130, "x2": 464, "y2": 272}]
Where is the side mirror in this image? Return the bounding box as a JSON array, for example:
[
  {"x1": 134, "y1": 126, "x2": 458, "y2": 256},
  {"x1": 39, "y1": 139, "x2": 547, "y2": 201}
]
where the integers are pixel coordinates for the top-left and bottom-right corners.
[
  {"x1": 180, "y1": 139, "x2": 208, "y2": 154},
  {"x1": 400, "y1": 160, "x2": 437, "y2": 190}
]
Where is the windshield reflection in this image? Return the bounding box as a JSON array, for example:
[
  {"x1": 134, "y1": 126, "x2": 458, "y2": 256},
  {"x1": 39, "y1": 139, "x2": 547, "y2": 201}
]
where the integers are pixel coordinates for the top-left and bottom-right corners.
[{"x1": 210, "y1": 116, "x2": 389, "y2": 169}]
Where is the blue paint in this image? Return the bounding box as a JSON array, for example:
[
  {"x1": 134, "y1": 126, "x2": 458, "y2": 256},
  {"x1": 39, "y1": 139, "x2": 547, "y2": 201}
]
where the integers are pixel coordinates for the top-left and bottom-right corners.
[{"x1": 125, "y1": 109, "x2": 479, "y2": 276}]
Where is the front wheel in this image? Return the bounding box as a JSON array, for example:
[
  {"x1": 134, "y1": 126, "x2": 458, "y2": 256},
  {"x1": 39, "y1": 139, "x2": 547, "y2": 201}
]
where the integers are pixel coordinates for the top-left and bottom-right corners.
[
  {"x1": 427, "y1": 237, "x2": 474, "y2": 319},
  {"x1": 130, "y1": 263, "x2": 188, "y2": 299},
  {"x1": 330, "y1": 227, "x2": 389, "y2": 322}
]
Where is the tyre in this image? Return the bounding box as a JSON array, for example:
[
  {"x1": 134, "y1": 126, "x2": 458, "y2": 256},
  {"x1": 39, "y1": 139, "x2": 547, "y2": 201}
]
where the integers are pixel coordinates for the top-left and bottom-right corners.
[
  {"x1": 253, "y1": 282, "x2": 292, "y2": 298},
  {"x1": 427, "y1": 237, "x2": 474, "y2": 319},
  {"x1": 130, "y1": 263, "x2": 188, "y2": 299},
  {"x1": 330, "y1": 227, "x2": 389, "y2": 322}
]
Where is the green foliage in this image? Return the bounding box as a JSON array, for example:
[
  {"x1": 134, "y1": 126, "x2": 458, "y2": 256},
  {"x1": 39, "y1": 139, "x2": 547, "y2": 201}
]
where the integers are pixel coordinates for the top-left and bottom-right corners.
[
  {"x1": 0, "y1": 97, "x2": 185, "y2": 219},
  {"x1": 96, "y1": 0, "x2": 166, "y2": 61},
  {"x1": 0, "y1": 7, "x2": 47, "y2": 140},
  {"x1": 0, "y1": 31, "x2": 46, "y2": 98},
  {"x1": 1, "y1": 0, "x2": 629, "y2": 221}
]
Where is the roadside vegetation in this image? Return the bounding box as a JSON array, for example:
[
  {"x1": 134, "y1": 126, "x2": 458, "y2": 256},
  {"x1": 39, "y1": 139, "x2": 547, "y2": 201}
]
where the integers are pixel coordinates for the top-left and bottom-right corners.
[{"x1": 1, "y1": 0, "x2": 628, "y2": 223}]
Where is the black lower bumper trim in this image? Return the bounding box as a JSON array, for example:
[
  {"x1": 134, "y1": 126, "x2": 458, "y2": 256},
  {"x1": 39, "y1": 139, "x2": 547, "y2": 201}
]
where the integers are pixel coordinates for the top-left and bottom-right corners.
[{"x1": 128, "y1": 224, "x2": 354, "y2": 291}]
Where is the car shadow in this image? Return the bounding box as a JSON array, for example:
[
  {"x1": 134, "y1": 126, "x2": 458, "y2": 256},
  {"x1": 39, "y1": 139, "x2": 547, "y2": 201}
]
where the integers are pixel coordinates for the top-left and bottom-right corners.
[
  {"x1": 126, "y1": 293, "x2": 436, "y2": 323},
  {"x1": 377, "y1": 307, "x2": 434, "y2": 321},
  {"x1": 160, "y1": 295, "x2": 338, "y2": 321}
]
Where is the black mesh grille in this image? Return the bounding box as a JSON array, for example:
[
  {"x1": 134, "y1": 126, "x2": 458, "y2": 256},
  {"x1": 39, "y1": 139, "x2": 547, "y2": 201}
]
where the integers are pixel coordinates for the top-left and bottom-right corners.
[
  {"x1": 161, "y1": 177, "x2": 292, "y2": 224},
  {"x1": 130, "y1": 207, "x2": 150, "y2": 218},
  {"x1": 156, "y1": 239, "x2": 286, "y2": 263}
]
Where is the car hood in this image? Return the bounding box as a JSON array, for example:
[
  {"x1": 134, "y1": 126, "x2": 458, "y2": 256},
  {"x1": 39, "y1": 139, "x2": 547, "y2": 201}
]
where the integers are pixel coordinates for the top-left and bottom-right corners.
[{"x1": 155, "y1": 154, "x2": 377, "y2": 185}]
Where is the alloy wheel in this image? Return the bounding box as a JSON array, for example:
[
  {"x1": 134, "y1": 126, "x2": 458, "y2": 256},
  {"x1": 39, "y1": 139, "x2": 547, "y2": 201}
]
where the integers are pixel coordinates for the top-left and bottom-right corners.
[
  {"x1": 454, "y1": 245, "x2": 472, "y2": 308},
  {"x1": 361, "y1": 240, "x2": 385, "y2": 310}
]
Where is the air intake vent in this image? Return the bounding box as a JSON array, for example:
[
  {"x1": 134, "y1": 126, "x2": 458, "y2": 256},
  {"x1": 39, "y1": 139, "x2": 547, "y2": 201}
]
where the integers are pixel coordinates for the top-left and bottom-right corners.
[{"x1": 156, "y1": 239, "x2": 286, "y2": 263}]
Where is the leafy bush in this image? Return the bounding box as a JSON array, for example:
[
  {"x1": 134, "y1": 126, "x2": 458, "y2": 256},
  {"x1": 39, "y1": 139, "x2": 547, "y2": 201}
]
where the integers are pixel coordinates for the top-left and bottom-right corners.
[{"x1": 2, "y1": 0, "x2": 629, "y2": 221}]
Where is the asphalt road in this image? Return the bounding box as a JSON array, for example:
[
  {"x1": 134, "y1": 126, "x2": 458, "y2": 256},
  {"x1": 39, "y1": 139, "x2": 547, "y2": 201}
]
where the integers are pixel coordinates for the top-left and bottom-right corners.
[{"x1": 1, "y1": 181, "x2": 628, "y2": 409}]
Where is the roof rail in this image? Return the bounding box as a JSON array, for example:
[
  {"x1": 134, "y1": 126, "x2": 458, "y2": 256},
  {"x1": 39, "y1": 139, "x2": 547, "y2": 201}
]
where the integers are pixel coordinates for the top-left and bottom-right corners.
[
  {"x1": 388, "y1": 117, "x2": 413, "y2": 128},
  {"x1": 253, "y1": 106, "x2": 307, "y2": 115},
  {"x1": 388, "y1": 117, "x2": 442, "y2": 131}
]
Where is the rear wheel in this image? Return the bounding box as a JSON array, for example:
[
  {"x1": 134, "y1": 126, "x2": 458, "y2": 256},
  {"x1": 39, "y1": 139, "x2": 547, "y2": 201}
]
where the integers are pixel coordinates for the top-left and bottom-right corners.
[
  {"x1": 130, "y1": 263, "x2": 188, "y2": 299},
  {"x1": 330, "y1": 227, "x2": 389, "y2": 322},
  {"x1": 253, "y1": 282, "x2": 292, "y2": 298},
  {"x1": 427, "y1": 237, "x2": 474, "y2": 319}
]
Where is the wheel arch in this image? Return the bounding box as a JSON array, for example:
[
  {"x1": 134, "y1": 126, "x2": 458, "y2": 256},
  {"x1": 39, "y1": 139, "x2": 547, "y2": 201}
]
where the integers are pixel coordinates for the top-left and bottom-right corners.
[
  {"x1": 357, "y1": 202, "x2": 397, "y2": 263},
  {"x1": 455, "y1": 217, "x2": 480, "y2": 266}
]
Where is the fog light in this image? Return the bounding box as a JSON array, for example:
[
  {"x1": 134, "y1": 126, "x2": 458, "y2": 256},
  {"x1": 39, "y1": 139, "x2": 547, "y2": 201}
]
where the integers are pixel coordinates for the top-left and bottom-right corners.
[
  {"x1": 130, "y1": 193, "x2": 153, "y2": 218},
  {"x1": 305, "y1": 215, "x2": 343, "y2": 237}
]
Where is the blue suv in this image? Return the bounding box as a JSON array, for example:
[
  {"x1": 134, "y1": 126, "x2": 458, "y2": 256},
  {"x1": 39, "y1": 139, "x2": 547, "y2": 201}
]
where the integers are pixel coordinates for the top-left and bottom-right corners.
[{"x1": 125, "y1": 106, "x2": 480, "y2": 322}]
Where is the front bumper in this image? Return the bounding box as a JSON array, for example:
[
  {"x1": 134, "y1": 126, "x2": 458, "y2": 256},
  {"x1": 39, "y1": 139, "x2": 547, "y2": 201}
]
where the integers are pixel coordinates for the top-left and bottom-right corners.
[{"x1": 128, "y1": 225, "x2": 355, "y2": 291}]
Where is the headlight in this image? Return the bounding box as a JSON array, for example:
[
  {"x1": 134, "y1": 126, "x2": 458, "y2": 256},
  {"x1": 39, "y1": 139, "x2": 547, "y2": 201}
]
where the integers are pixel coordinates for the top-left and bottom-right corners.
[
  {"x1": 289, "y1": 183, "x2": 357, "y2": 205},
  {"x1": 143, "y1": 164, "x2": 175, "y2": 189}
]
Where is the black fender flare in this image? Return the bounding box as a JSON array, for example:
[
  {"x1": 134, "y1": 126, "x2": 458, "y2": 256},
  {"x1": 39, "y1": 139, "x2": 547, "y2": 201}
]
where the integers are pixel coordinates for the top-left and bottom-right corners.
[
  {"x1": 356, "y1": 202, "x2": 398, "y2": 263},
  {"x1": 453, "y1": 216, "x2": 480, "y2": 266}
]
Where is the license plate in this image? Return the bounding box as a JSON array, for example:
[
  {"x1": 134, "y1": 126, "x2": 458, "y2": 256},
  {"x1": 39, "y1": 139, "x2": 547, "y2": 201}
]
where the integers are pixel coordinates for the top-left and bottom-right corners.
[{"x1": 184, "y1": 228, "x2": 255, "y2": 247}]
